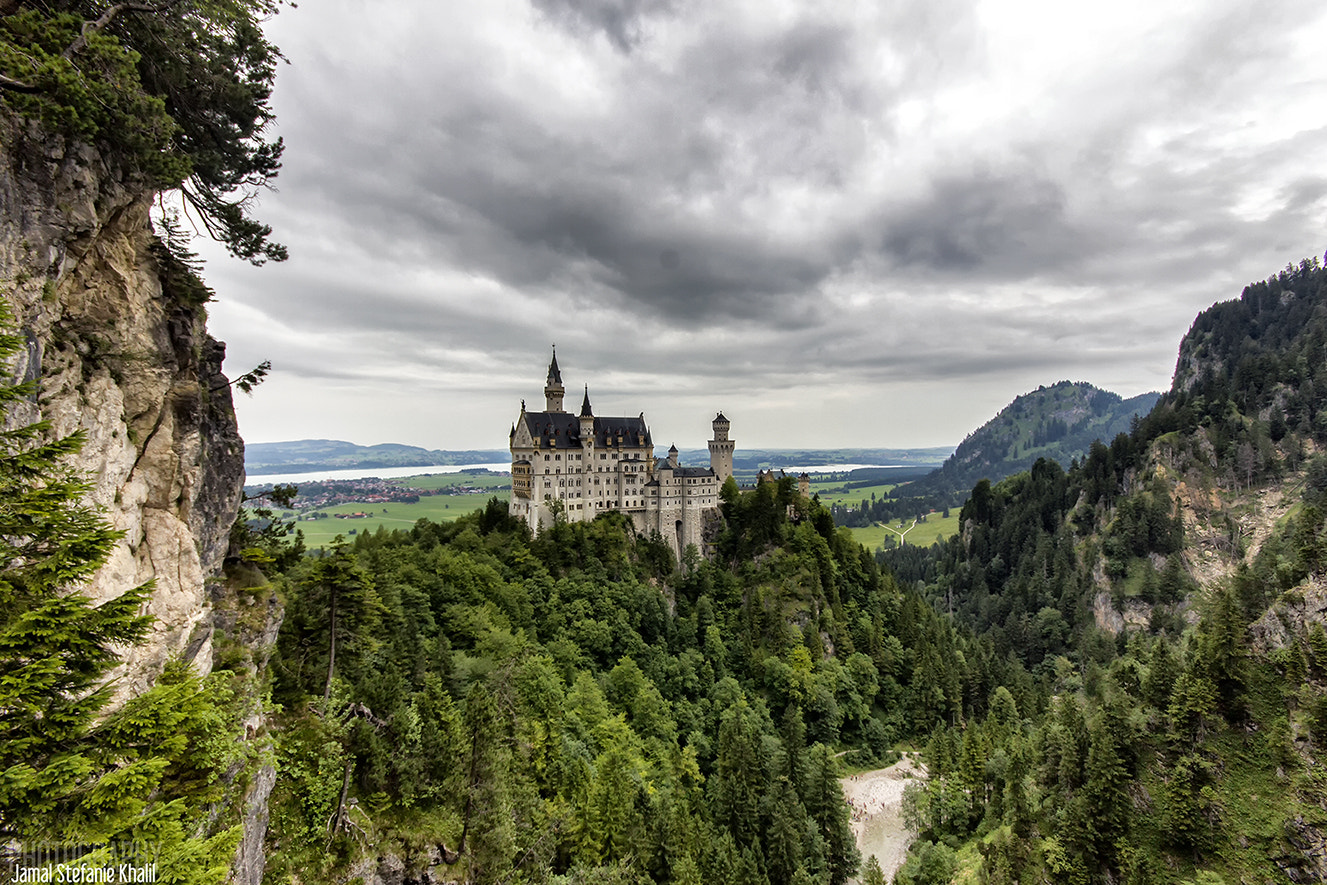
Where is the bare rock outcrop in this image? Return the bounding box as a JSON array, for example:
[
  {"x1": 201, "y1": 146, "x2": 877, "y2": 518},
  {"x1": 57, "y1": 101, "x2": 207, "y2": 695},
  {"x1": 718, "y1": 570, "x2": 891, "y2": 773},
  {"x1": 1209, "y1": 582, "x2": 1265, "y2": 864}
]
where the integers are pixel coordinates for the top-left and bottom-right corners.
[
  {"x1": 0, "y1": 116, "x2": 245, "y2": 695},
  {"x1": 1251, "y1": 581, "x2": 1327, "y2": 655}
]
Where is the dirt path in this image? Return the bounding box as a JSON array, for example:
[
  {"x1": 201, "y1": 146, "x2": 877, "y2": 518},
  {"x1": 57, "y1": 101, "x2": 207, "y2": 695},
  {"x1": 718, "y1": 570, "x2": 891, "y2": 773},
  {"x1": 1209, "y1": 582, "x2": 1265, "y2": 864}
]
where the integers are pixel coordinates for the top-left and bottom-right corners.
[{"x1": 840, "y1": 753, "x2": 926, "y2": 883}]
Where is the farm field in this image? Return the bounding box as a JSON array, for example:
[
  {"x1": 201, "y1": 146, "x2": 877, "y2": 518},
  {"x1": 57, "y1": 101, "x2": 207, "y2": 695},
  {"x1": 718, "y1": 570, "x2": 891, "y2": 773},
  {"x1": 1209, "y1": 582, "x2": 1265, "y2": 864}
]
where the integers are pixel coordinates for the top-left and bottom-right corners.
[
  {"x1": 391, "y1": 471, "x2": 510, "y2": 492},
  {"x1": 264, "y1": 471, "x2": 510, "y2": 549},
  {"x1": 282, "y1": 493, "x2": 509, "y2": 548}
]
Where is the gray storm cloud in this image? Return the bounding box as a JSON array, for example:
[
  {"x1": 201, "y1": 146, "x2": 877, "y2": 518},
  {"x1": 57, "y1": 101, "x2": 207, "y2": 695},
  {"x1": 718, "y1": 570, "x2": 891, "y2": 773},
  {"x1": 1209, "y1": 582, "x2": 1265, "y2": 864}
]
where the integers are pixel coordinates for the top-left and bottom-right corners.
[{"x1": 198, "y1": 0, "x2": 1327, "y2": 449}]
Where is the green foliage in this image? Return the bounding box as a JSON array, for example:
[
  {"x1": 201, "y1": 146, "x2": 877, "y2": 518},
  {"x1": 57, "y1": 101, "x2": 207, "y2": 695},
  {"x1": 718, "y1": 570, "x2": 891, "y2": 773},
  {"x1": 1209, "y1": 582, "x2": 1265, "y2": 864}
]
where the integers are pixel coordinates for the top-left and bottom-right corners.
[
  {"x1": 0, "y1": 0, "x2": 288, "y2": 263},
  {"x1": 884, "y1": 255, "x2": 1327, "y2": 885},
  {"x1": 253, "y1": 487, "x2": 969, "y2": 883},
  {"x1": 894, "y1": 839, "x2": 957, "y2": 885},
  {"x1": 0, "y1": 9, "x2": 186, "y2": 181}
]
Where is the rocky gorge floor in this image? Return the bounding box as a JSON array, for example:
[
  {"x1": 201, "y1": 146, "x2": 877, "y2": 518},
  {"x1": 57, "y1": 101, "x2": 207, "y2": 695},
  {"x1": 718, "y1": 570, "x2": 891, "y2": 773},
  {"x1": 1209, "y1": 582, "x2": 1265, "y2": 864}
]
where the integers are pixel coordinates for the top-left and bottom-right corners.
[{"x1": 840, "y1": 753, "x2": 927, "y2": 882}]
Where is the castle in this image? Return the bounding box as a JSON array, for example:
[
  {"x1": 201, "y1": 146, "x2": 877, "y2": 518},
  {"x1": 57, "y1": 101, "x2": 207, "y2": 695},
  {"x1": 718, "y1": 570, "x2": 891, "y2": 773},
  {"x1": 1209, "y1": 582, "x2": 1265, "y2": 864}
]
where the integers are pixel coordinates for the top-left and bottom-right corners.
[{"x1": 509, "y1": 350, "x2": 733, "y2": 557}]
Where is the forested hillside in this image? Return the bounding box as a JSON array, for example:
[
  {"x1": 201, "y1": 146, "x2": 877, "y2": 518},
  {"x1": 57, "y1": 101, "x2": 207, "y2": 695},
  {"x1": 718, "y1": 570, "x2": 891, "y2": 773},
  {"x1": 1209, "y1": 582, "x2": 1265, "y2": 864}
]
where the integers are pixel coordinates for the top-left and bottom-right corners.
[
  {"x1": 913, "y1": 382, "x2": 1159, "y2": 502},
  {"x1": 837, "y1": 383, "x2": 1158, "y2": 530},
  {"x1": 246, "y1": 478, "x2": 989, "y2": 884},
  {"x1": 881, "y1": 256, "x2": 1327, "y2": 884}
]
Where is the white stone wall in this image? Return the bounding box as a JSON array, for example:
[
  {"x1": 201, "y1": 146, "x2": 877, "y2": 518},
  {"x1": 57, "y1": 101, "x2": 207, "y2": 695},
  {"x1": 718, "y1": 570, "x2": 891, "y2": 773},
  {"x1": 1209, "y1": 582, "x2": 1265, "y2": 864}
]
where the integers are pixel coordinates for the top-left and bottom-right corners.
[{"x1": 509, "y1": 408, "x2": 729, "y2": 557}]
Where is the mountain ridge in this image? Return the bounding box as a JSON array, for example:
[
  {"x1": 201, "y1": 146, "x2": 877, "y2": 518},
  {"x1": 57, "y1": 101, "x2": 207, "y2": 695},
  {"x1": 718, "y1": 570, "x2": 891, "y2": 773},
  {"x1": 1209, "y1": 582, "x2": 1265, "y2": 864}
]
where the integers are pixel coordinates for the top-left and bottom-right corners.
[
  {"x1": 246, "y1": 439, "x2": 955, "y2": 476},
  {"x1": 907, "y1": 380, "x2": 1160, "y2": 499}
]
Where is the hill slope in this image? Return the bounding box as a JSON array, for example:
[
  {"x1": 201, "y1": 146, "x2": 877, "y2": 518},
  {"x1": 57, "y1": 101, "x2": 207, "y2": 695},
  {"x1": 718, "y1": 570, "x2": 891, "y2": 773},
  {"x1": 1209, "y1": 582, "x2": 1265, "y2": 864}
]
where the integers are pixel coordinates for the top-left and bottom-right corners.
[
  {"x1": 879, "y1": 255, "x2": 1327, "y2": 885},
  {"x1": 833, "y1": 382, "x2": 1158, "y2": 529},
  {"x1": 908, "y1": 380, "x2": 1159, "y2": 500},
  {"x1": 245, "y1": 439, "x2": 509, "y2": 474}
]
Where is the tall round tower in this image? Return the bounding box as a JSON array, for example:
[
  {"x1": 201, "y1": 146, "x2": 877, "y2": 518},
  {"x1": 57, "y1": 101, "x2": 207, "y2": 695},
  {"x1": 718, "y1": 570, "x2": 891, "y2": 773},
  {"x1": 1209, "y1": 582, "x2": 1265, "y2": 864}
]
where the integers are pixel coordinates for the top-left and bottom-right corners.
[
  {"x1": 544, "y1": 347, "x2": 565, "y2": 412},
  {"x1": 709, "y1": 412, "x2": 734, "y2": 482}
]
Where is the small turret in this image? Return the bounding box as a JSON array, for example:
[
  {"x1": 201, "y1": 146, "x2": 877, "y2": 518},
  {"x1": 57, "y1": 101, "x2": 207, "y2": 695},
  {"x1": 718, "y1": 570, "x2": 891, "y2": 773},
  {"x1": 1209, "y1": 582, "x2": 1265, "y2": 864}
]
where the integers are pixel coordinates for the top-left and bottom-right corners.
[
  {"x1": 712, "y1": 411, "x2": 730, "y2": 441},
  {"x1": 667, "y1": 444, "x2": 679, "y2": 468},
  {"x1": 544, "y1": 347, "x2": 565, "y2": 412}
]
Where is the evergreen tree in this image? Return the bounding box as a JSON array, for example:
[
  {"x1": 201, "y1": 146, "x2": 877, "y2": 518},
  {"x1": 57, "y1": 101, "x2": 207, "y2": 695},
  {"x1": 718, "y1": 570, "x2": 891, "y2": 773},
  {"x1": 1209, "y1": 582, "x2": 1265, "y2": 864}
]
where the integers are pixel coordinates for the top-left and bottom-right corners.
[
  {"x1": 0, "y1": 0, "x2": 289, "y2": 262},
  {"x1": 460, "y1": 682, "x2": 515, "y2": 883},
  {"x1": 0, "y1": 304, "x2": 241, "y2": 874}
]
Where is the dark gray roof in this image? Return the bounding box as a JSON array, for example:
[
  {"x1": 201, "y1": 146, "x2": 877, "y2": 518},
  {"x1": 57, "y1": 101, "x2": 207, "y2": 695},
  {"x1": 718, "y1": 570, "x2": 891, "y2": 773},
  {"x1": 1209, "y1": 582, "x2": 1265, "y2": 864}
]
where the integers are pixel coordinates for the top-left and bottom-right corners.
[
  {"x1": 675, "y1": 466, "x2": 716, "y2": 477},
  {"x1": 593, "y1": 416, "x2": 650, "y2": 443},
  {"x1": 580, "y1": 386, "x2": 592, "y2": 417},
  {"x1": 714, "y1": 412, "x2": 728, "y2": 422},
  {"x1": 521, "y1": 412, "x2": 651, "y2": 449},
  {"x1": 546, "y1": 349, "x2": 562, "y2": 384}
]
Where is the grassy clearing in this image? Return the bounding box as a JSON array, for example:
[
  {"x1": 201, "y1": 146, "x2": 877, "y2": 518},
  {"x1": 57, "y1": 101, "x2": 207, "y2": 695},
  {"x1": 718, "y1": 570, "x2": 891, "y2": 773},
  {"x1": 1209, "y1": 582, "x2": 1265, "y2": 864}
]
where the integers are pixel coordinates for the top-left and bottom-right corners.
[
  {"x1": 810, "y1": 481, "x2": 899, "y2": 508},
  {"x1": 389, "y1": 471, "x2": 509, "y2": 491},
  {"x1": 845, "y1": 510, "x2": 962, "y2": 552}
]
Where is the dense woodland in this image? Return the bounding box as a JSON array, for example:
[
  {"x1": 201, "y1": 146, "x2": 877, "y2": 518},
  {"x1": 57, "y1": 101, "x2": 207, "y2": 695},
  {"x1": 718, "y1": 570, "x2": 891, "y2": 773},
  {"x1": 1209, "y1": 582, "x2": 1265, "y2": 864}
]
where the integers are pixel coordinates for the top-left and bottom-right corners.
[
  {"x1": 882, "y1": 257, "x2": 1327, "y2": 884},
  {"x1": 251, "y1": 479, "x2": 966, "y2": 884}
]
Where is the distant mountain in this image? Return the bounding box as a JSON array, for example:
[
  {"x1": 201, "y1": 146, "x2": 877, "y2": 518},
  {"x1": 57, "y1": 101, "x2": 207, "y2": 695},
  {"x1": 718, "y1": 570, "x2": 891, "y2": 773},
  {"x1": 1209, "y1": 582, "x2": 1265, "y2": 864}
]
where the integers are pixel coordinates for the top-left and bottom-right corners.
[
  {"x1": 248, "y1": 440, "x2": 955, "y2": 478},
  {"x1": 902, "y1": 381, "x2": 1160, "y2": 501},
  {"x1": 245, "y1": 439, "x2": 509, "y2": 475},
  {"x1": 672, "y1": 446, "x2": 953, "y2": 473}
]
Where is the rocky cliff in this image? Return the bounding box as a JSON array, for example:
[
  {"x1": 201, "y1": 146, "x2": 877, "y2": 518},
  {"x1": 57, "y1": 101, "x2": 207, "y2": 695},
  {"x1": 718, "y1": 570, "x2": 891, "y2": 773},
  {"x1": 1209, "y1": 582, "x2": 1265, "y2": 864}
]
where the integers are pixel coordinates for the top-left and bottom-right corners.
[{"x1": 0, "y1": 113, "x2": 246, "y2": 695}]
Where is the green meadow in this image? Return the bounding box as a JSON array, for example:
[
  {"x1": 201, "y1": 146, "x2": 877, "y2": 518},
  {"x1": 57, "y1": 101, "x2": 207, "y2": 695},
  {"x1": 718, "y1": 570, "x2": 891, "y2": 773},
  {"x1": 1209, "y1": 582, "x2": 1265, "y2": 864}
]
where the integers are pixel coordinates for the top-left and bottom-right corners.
[
  {"x1": 267, "y1": 469, "x2": 956, "y2": 553},
  {"x1": 390, "y1": 471, "x2": 510, "y2": 492},
  {"x1": 844, "y1": 509, "x2": 962, "y2": 551},
  {"x1": 807, "y1": 480, "x2": 900, "y2": 508}
]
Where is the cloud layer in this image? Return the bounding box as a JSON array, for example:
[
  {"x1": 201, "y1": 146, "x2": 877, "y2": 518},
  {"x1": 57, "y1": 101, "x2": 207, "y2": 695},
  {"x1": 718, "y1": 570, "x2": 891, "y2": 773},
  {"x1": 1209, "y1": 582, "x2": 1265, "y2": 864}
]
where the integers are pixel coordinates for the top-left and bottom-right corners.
[{"x1": 199, "y1": 0, "x2": 1327, "y2": 450}]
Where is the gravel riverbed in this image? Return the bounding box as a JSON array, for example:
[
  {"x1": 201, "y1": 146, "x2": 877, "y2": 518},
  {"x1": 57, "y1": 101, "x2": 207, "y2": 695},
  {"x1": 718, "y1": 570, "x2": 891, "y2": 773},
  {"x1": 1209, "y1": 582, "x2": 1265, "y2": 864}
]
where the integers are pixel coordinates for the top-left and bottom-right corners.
[{"x1": 839, "y1": 753, "x2": 927, "y2": 883}]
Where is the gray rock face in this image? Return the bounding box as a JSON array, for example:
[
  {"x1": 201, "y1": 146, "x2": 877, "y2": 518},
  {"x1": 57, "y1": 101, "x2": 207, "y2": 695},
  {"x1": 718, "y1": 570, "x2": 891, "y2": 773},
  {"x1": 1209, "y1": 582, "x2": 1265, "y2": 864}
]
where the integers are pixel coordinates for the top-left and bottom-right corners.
[
  {"x1": 1251, "y1": 581, "x2": 1327, "y2": 655},
  {"x1": 0, "y1": 114, "x2": 262, "y2": 876},
  {"x1": 0, "y1": 115, "x2": 245, "y2": 696},
  {"x1": 231, "y1": 764, "x2": 276, "y2": 885}
]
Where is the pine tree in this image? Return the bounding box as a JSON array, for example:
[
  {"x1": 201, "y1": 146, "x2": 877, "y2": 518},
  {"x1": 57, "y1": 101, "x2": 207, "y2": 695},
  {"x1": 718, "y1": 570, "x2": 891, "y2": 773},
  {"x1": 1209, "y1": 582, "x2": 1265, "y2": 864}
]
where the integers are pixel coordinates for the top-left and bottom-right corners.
[{"x1": 459, "y1": 682, "x2": 515, "y2": 883}]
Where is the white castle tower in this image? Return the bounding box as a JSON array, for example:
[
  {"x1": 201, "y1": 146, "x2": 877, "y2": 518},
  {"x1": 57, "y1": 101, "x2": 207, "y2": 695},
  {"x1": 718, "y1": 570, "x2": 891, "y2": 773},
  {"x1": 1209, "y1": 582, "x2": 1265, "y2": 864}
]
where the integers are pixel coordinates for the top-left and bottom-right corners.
[{"x1": 708, "y1": 412, "x2": 734, "y2": 483}]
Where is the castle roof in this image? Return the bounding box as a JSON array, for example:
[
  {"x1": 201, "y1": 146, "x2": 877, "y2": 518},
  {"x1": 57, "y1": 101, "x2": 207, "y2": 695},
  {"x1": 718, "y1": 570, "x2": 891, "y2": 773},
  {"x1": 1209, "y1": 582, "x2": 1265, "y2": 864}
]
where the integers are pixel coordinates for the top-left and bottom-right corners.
[
  {"x1": 546, "y1": 348, "x2": 562, "y2": 384},
  {"x1": 580, "y1": 386, "x2": 592, "y2": 417},
  {"x1": 519, "y1": 411, "x2": 651, "y2": 449}
]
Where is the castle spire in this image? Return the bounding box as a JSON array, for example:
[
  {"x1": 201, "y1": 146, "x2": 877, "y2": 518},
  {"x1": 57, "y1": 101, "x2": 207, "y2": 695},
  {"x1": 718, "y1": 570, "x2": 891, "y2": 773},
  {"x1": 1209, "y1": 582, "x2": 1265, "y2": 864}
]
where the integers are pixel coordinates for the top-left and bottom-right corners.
[
  {"x1": 547, "y1": 346, "x2": 562, "y2": 384},
  {"x1": 580, "y1": 385, "x2": 593, "y2": 417},
  {"x1": 544, "y1": 346, "x2": 565, "y2": 412}
]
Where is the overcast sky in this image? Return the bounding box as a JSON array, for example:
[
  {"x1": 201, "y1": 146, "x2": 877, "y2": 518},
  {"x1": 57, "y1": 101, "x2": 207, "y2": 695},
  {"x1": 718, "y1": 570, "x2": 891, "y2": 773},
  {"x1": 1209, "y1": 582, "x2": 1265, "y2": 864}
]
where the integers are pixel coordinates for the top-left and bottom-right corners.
[{"x1": 196, "y1": 0, "x2": 1327, "y2": 453}]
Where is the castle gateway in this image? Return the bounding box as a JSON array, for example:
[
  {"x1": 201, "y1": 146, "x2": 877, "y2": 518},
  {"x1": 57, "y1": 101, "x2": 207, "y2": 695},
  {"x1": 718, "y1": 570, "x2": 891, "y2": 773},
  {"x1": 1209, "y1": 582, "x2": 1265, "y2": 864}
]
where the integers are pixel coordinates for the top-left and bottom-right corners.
[{"x1": 509, "y1": 350, "x2": 733, "y2": 556}]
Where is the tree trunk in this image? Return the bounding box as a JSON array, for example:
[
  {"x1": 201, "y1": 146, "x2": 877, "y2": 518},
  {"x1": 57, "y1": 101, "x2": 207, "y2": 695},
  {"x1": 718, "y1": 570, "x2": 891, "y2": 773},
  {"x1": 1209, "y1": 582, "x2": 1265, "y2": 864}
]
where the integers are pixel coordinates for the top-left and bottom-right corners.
[
  {"x1": 324, "y1": 585, "x2": 337, "y2": 704},
  {"x1": 328, "y1": 758, "x2": 351, "y2": 839}
]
